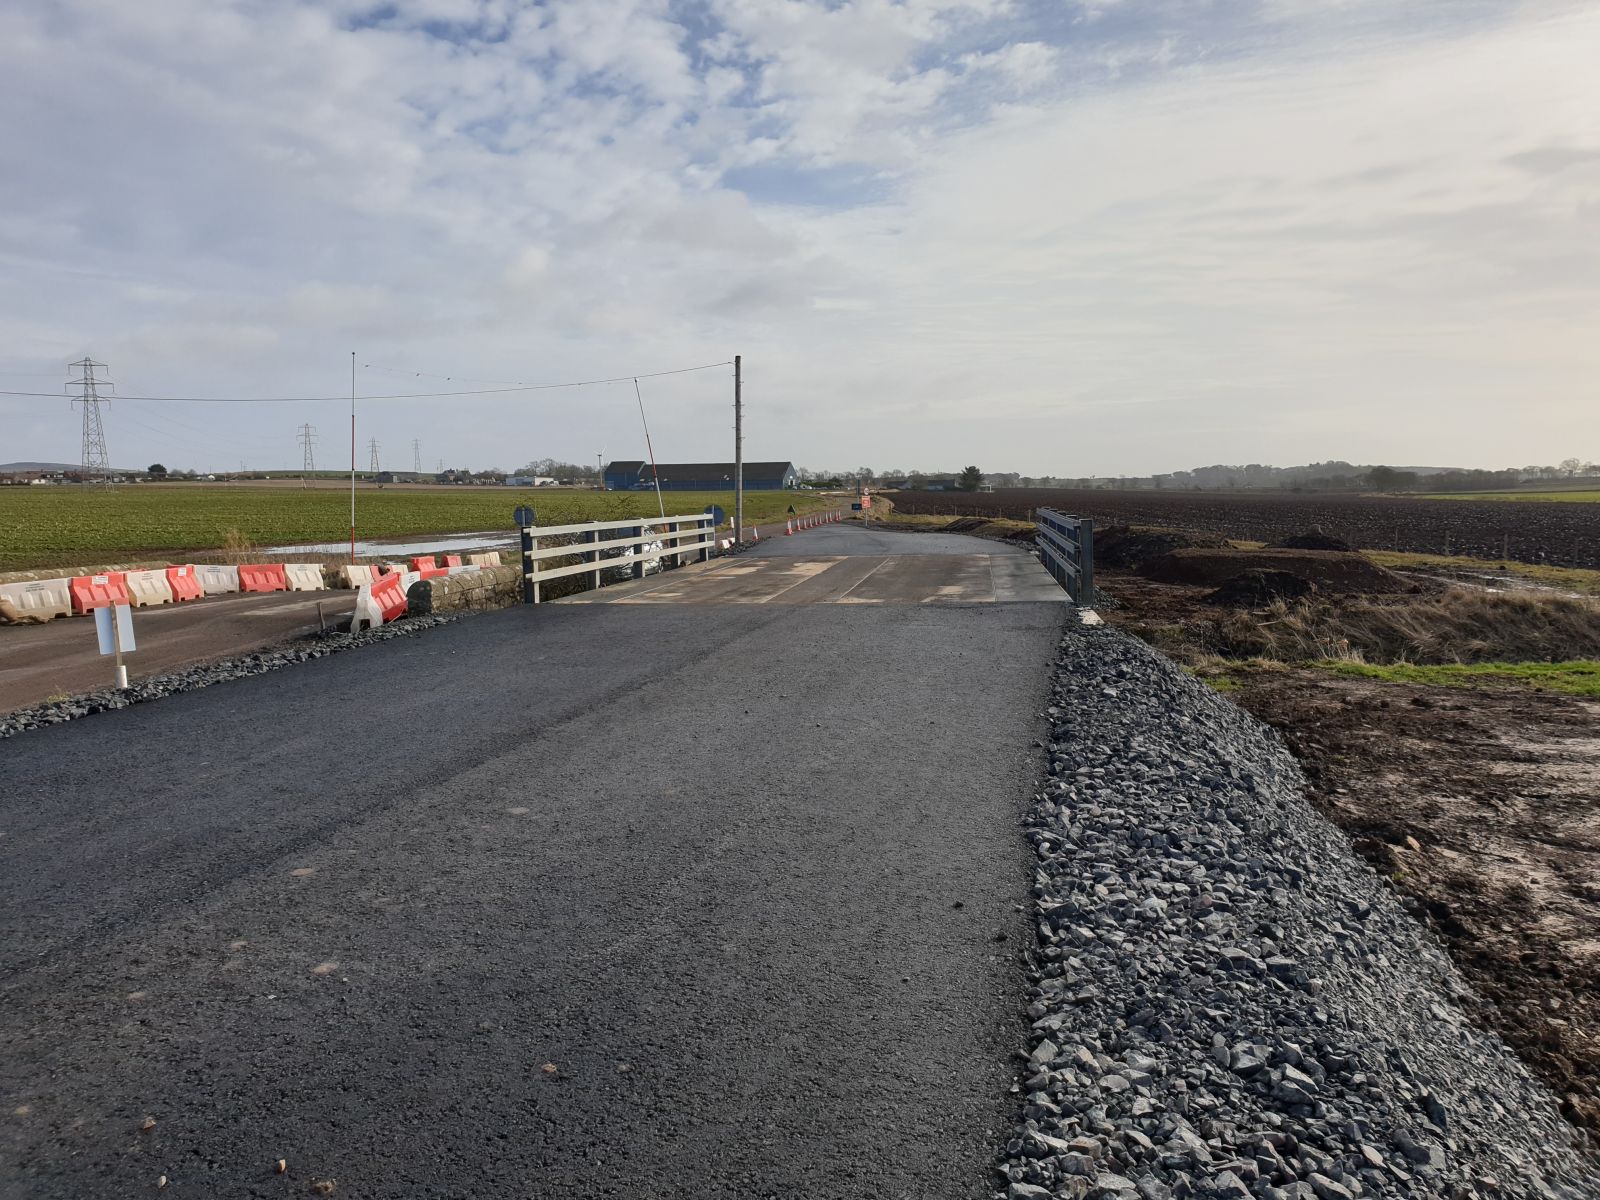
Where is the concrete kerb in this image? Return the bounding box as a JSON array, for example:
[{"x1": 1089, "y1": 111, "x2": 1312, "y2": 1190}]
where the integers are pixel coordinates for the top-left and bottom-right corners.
[{"x1": 405, "y1": 564, "x2": 521, "y2": 616}]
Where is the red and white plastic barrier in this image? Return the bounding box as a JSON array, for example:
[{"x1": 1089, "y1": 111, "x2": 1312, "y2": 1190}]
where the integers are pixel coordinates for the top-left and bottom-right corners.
[
  {"x1": 70, "y1": 573, "x2": 130, "y2": 614},
  {"x1": 165, "y1": 565, "x2": 203, "y2": 602},
  {"x1": 239, "y1": 563, "x2": 288, "y2": 593}
]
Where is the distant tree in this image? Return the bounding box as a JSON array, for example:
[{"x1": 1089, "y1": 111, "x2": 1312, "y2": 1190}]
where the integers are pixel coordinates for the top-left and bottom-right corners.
[
  {"x1": 856, "y1": 466, "x2": 875, "y2": 485},
  {"x1": 1560, "y1": 457, "x2": 1583, "y2": 477},
  {"x1": 958, "y1": 465, "x2": 983, "y2": 491},
  {"x1": 147, "y1": 463, "x2": 167, "y2": 478},
  {"x1": 1365, "y1": 466, "x2": 1419, "y2": 491}
]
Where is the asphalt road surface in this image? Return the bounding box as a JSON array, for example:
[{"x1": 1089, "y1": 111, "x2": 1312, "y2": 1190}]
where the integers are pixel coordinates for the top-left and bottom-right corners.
[
  {"x1": 0, "y1": 589, "x2": 357, "y2": 713},
  {"x1": 571, "y1": 522, "x2": 1060, "y2": 606},
  {"x1": 1, "y1": 528, "x2": 1066, "y2": 1199}
]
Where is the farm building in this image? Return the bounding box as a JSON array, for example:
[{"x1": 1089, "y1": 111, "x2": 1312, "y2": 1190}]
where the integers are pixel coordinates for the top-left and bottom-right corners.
[{"x1": 603, "y1": 461, "x2": 798, "y2": 491}]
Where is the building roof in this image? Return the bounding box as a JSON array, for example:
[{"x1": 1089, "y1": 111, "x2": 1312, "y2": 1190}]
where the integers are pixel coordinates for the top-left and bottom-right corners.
[{"x1": 605, "y1": 461, "x2": 794, "y2": 483}]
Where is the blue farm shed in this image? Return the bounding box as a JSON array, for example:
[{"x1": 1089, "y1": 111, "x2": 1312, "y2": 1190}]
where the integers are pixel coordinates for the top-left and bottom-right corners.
[{"x1": 603, "y1": 461, "x2": 798, "y2": 491}]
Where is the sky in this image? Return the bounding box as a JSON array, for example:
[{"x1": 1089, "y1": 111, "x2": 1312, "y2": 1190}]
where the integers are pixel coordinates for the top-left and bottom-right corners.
[{"x1": 1, "y1": 0, "x2": 1596, "y2": 477}]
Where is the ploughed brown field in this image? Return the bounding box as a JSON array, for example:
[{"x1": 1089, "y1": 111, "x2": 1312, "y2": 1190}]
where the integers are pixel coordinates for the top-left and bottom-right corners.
[{"x1": 886, "y1": 488, "x2": 1600, "y2": 569}]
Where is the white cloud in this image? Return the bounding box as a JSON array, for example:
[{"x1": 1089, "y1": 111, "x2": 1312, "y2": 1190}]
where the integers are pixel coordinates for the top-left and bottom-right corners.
[{"x1": 0, "y1": 0, "x2": 1595, "y2": 474}]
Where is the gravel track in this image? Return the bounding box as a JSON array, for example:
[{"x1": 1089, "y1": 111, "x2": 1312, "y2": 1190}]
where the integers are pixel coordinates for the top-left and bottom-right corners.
[{"x1": 1000, "y1": 622, "x2": 1597, "y2": 1200}]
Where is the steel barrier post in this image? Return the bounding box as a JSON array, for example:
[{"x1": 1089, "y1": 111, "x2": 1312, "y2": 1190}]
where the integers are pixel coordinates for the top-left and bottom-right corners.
[
  {"x1": 1079, "y1": 519, "x2": 1095, "y2": 605},
  {"x1": 520, "y1": 524, "x2": 535, "y2": 604}
]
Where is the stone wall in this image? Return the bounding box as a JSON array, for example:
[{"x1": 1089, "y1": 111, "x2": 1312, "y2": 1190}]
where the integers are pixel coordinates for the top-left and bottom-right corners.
[{"x1": 406, "y1": 565, "x2": 522, "y2": 615}]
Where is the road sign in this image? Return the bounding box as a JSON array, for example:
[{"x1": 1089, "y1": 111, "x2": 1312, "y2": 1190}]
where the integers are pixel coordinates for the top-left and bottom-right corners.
[
  {"x1": 94, "y1": 603, "x2": 135, "y2": 655},
  {"x1": 787, "y1": 504, "x2": 796, "y2": 515},
  {"x1": 851, "y1": 503, "x2": 863, "y2": 511},
  {"x1": 704, "y1": 505, "x2": 726, "y2": 525},
  {"x1": 93, "y1": 602, "x2": 135, "y2": 689},
  {"x1": 514, "y1": 505, "x2": 536, "y2": 528}
]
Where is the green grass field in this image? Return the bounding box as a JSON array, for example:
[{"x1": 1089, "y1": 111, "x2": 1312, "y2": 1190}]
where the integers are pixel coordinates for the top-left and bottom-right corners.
[
  {"x1": 0, "y1": 485, "x2": 836, "y2": 571},
  {"x1": 1319, "y1": 659, "x2": 1600, "y2": 696},
  {"x1": 1420, "y1": 490, "x2": 1600, "y2": 502}
]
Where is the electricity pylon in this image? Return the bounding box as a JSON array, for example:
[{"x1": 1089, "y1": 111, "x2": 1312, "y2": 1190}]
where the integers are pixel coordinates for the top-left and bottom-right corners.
[{"x1": 67, "y1": 358, "x2": 112, "y2": 483}]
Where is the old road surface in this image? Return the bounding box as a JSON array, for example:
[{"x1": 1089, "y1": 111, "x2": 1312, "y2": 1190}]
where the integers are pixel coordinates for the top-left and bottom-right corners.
[{"x1": 0, "y1": 524, "x2": 1067, "y2": 1200}]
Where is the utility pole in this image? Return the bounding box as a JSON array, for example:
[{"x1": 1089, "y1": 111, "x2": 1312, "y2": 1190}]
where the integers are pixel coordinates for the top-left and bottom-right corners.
[
  {"x1": 597, "y1": 452, "x2": 603, "y2": 489},
  {"x1": 67, "y1": 358, "x2": 112, "y2": 483},
  {"x1": 349, "y1": 351, "x2": 356, "y2": 564},
  {"x1": 298, "y1": 423, "x2": 317, "y2": 472},
  {"x1": 368, "y1": 438, "x2": 381, "y2": 475},
  {"x1": 733, "y1": 354, "x2": 743, "y2": 545}
]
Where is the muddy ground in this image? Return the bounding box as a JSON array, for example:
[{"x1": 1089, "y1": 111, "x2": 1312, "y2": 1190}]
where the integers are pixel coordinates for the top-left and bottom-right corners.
[{"x1": 1096, "y1": 565, "x2": 1600, "y2": 1146}]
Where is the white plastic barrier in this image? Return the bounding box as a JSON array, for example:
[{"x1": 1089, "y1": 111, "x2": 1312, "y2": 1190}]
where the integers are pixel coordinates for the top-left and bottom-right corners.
[
  {"x1": 351, "y1": 581, "x2": 382, "y2": 632},
  {"x1": 0, "y1": 577, "x2": 73, "y2": 621},
  {"x1": 341, "y1": 564, "x2": 377, "y2": 588},
  {"x1": 124, "y1": 568, "x2": 175, "y2": 607},
  {"x1": 285, "y1": 563, "x2": 327, "y2": 591},
  {"x1": 444, "y1": 564, "x2": 482, "y2": 576},
  {"x1": 468, "y1": 551, "x2": 502, "y2": 567},
  {"x1": 196, "y1": 564, "x2": 240, "y2": 595}
]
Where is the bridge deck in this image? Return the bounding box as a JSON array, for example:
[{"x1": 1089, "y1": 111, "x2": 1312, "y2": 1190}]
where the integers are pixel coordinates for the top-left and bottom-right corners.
[{"x1": 563, "y1": 523, "x2": 1062, "y2": 605}]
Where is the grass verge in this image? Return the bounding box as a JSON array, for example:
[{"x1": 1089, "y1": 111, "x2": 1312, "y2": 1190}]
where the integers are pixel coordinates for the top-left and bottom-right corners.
[
  {"x1": 1363, "y1": 550, "x2": 1600, "y2": 596},
  {"x1": 1418, "y1": 490, "x2": 1600, "y2": 503},
  {"x1": 1211, "y1": 587, "x2": 1600, "y2": 665},
  {"x1": 1315, "y1": 659, "x2": 1600, "y2": 696}
]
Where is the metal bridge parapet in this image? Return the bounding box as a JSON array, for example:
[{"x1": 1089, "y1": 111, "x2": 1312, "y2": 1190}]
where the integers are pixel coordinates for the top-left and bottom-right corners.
[{"x1": 1035, "y1": 508, "x2": 1094, "y2": 605}]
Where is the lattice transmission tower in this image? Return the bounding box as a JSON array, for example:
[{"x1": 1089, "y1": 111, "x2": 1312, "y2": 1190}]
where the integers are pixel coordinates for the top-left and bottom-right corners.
[
  {"x1": 298, "y1": 423, "x2": 317, "y2": 472},
  {"x1": 67, "y1": 358, "x2": 112, "y2": 482},
  {"x1": 412, "y1": 438, "x2": 421, "y2": 473},
  {"x1": 368, "y1": 438, "x2": 381, "y2": 474}
]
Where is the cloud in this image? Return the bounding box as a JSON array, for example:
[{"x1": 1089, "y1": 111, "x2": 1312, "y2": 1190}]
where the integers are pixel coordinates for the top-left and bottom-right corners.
[{"x1": 0, "y1": 0, "x2": 1594, "y2": 475}]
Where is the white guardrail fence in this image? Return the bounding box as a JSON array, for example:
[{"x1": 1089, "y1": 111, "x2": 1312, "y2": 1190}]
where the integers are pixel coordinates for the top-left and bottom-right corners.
[
  {"x1": 1035, "y1": 508, "x2": 1095, "y2": 605},
  {"x1": 520, "y1": 513, "x2": 718, "y2": 603}
]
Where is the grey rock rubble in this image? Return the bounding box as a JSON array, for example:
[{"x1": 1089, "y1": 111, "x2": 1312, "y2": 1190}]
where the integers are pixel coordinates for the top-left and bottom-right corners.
[
  {"x1": 0, "y1": 613, "x2": 458, "y2": 739},
  {"x1": 1000, "y1": 622, "x2": 1597, "y2": 1200}
]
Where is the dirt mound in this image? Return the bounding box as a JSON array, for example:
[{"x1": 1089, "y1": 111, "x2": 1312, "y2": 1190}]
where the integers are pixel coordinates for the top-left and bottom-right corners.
[
  {"x1": 1271, "y1": 529, "x2": 1352, "y2": 552},
  {"x1": 1138, "y1": 548, "x2": 1410, "y2": 594},
  {"x1": 1094, "y1": 525, "x2": 1228, "y2": 569},
  {"x1": 1204, "y1": 569, "x2": 1316, "y2": 607}
]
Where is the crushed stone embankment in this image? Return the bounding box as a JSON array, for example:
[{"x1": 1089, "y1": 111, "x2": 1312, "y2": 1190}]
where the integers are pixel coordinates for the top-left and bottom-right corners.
[{"x1": 998, "y1": 623, "x2": 1596, "y2": 1200}]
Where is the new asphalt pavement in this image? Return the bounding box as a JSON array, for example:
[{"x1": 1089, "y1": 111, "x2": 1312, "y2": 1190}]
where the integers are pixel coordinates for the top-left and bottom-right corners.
[{"x1": 0, "y1": 527, "x2": 1066, "y2": 1198}]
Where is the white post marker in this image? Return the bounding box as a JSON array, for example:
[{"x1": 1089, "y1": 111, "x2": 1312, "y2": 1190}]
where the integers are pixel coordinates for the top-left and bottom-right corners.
[{"x1": 93, "y1": 602, "x2": 136, "y2": 688}]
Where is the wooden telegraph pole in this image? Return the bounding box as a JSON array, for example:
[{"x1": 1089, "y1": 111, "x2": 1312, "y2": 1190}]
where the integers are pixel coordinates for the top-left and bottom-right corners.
[{"x1": 733, "y1": 355, "x2": 744, "y2": 546}]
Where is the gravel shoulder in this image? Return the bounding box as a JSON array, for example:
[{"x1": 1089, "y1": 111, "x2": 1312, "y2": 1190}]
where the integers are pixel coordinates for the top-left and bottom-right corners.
[{"x1": 999, "y1": 622, "x2": 1597, "y2": 1200}]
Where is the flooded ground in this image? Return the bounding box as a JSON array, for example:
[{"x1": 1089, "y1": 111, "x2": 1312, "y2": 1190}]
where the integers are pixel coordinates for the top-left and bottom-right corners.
[{"x1": 261, "y1": 531, "x2": 517, "y2": 557}]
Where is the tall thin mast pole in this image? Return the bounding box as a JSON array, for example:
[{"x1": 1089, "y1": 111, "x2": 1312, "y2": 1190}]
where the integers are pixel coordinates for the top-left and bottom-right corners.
[
  {"x1": 350, "y1": 352, "x2": 356, "y2": 563},
  {"x1": 634, "y1": 379, "x2": 666, "y2": 521},
  {"x1": 733, "y1": 355, "x2": 743, "y2": 545}
]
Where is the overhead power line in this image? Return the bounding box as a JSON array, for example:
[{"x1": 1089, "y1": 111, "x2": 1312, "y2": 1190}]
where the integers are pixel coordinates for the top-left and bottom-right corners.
[{"x1": 0, "y1": 360, "x2": 733, "y2": 404}]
